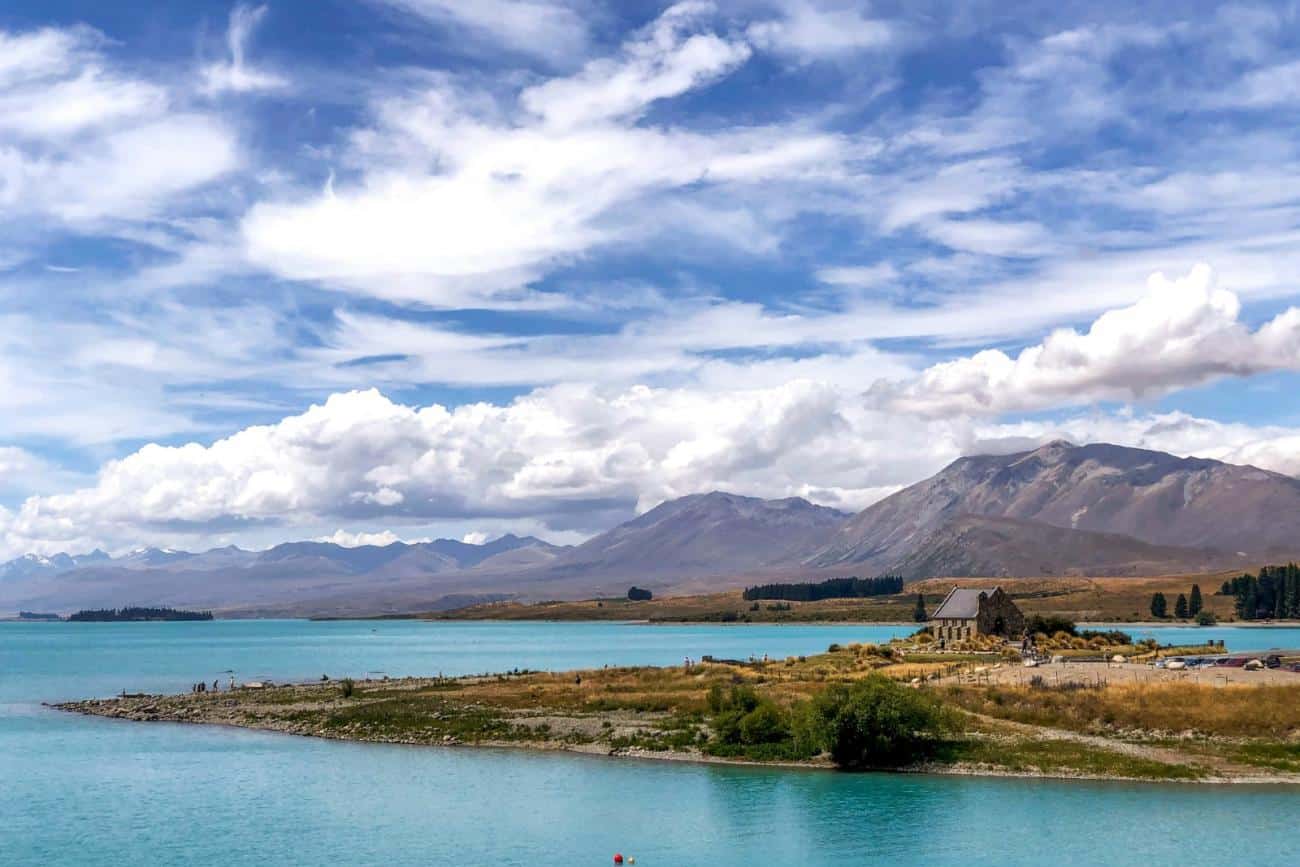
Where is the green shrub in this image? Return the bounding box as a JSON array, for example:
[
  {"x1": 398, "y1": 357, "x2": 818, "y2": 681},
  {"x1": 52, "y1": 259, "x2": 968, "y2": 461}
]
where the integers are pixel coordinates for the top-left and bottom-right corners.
[
  {"x1": 705, "y1": 685, "x2": 809, "y2": 760},
  {"x1": 339, "y1": 678, "x2": 355, "y2": 699},
  {"x1": 1027, "y1": 614, "x2": 1076, "y2": 636},
  {"x1": 798, "y1": 676, "x2": 951, "y2": 768}
]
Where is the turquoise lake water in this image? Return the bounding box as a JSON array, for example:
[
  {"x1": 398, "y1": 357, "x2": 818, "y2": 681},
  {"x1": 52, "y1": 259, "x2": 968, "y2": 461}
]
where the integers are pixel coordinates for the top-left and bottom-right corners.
[{"x1": 4, "y1": 620, "x2": 1298, "y2": 866}]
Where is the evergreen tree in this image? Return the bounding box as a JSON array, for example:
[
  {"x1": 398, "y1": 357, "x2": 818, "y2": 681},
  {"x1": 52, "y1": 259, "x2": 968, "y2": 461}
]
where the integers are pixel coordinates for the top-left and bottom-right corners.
[
  {"x1": 1219, "y1": 580, "x2": 1232, "y2": 596},
  {"x1": 1174, "y1": 593, "x2": 1189, "y2": 619},
  {"x1": 1189, "y1": 584, "x2": 1203, "y2": 616},
  {"x1": 912, "y1": 593, "x2": 927, "y2": 622},
  {"x1": 1150, "y1": 592, "x2": 1168, "y2": 619},
  {"x1": 1242, "y1": 585, "x2": 1259, "y2": 620}
]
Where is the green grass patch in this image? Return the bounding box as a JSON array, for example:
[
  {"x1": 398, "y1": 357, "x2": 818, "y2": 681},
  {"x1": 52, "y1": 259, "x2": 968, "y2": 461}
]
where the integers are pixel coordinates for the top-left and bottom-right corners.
[
  {"x1": 938, "y1": 737, "x2": 1205, "y2": 781},
  {"x1": 1221, "y1": 742, "x2": 1300, "y2": 773},
  {"x1": 301, "y1": 695, "x2": 522, "y2": 743}
]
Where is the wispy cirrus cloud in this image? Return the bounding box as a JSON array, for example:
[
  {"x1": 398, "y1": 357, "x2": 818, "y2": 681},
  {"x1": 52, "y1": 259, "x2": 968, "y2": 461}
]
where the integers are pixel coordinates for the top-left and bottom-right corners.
[
  {"x1": 0, "y1": 25, "x2": 239, "y2": 226},
  {"x1": 374, "y1": 0, "x2": 592, "y2": 64},
  {"x1": 200, "y1": 4, "x2": 287, "y2": 96},
  {"x1": 241, "y1": 2, "x2": 844, "y2": 307}
]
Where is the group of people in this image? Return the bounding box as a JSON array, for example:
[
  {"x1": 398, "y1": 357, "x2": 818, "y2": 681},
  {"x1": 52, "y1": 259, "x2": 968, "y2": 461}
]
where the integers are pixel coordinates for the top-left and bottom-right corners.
[{"x1": 190, "y1": 677, "x2": 236, "y2": 694}]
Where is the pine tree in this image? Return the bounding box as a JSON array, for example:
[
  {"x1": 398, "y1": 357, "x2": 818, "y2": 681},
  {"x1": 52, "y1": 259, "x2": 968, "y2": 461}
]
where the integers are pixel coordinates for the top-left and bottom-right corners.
[
  {"x1": 1189, "y1": 584, "x2": 1203, "y2": 616},
  {"x1": 1150, "y1": 592, "x2": 1168, "y2": 619},
  {"x1": 912, "y1": 593, "x2": 927, "y2": 622},
  {"x1": 1242, "y1": 585, "x2": 1258, "y2": 620},
  {"x1": 1174, "y1": 593, "x2": 1189, "y2": 619},
  {"x1": 1219, "y1": 580, "x2": 1232, "y2": 596}
]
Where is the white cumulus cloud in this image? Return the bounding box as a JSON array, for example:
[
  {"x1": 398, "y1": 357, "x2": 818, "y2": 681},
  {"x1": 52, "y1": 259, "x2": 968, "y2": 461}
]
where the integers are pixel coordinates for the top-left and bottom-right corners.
[
  {"x1": 0, "y1": 382, "x2": 964, "y2": 557},
  {"x1": 877, "y1": 264, "x2": 1300, "y2": 416},
  {"x1": 317, "y1": 528, "x2": 428, "y2": 547}
]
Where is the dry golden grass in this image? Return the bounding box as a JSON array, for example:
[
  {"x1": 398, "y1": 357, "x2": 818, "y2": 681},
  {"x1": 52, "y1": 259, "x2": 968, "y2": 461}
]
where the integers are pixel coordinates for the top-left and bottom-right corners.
[
  {"x1": 432, "y1": 593, "x2": 915, "y2": 623},
  {"x1": 911, "y1": 573, "x2": 1246, "y2": 622},
  {"x1": 429, "y1": 568, "x2": 1280, "y2": 625},
  {"x1": 413, "y1": 643, "x2": 908, "y2": 716},
  {"x1": 943, "y1": 681, "x2": 1300, "y2": 737}
]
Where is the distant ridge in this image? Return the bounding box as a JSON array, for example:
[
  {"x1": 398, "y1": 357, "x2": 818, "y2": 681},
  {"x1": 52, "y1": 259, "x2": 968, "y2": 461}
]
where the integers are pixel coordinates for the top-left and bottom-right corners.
[{"x1": 808, "y1": 440, "x2": 1300, "y2": 576}]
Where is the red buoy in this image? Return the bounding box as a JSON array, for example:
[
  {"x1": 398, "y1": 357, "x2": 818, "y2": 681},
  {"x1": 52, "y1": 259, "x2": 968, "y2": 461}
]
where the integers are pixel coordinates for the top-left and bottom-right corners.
[{"x1": 613, "y1": 855, "x2": 623, "y2": 864}]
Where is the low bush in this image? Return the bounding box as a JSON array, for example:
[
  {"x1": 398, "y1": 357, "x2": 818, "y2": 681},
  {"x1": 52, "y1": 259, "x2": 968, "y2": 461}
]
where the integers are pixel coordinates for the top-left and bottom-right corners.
[
  {"x1": 1078, "y1": 628, "x2": 1133, "y2": 645},
  {"x1": 796, "y1": 675, "x2": 952, "y2": 768},
  {"x1": 704, "y1": 685, "x2": 809, "y2": 761},
  {"x1": 1026, "y1": 614, "x2": 1076, "y2": 637}
]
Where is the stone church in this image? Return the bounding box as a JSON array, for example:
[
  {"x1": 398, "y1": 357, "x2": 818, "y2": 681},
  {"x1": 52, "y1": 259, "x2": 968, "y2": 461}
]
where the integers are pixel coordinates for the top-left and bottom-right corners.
[{"x1": 930, "y1": 586, "x2": 1024, "y2": 641}]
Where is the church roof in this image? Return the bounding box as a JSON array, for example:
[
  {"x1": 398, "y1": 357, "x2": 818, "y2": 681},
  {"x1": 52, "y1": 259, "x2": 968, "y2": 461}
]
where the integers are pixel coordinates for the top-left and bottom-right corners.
[{"x1": 932, "y1": 587, "x2": 1002, "y2": 620}]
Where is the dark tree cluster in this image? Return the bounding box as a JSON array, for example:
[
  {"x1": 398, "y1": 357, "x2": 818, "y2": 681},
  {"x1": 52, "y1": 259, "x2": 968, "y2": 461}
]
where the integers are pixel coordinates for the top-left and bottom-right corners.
[
  {"x1": 742, "y1": 575, "x2": 904, "y2": 602},
  {"x1": 1221, "y1": 565, "x2": 1300, "y2": 620},
  {"x1": 1150, "y1": 584, "x2": 1205, "y2": 620},
  {"x1": 626, "y1": 586, "x2": 653, "y2": 601},
  {"x1": 67, "y1": 607, "x2": 214, "y2": 622}
]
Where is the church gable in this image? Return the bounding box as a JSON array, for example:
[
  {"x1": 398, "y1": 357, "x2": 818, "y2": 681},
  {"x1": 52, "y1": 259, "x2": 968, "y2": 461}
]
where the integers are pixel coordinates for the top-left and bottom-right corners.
[{"x1": 930, "y1": 586, "x2": 1024, "y2": 640}]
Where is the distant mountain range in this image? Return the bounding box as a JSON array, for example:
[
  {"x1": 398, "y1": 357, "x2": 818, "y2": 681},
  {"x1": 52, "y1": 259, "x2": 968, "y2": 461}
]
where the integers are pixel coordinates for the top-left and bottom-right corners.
[
  {"x1": 0, "y1": 534, "x2": 564, "y2": 615},
  {"x1": 4, "y1": 441, "x2": 1299, "y2": 616}
]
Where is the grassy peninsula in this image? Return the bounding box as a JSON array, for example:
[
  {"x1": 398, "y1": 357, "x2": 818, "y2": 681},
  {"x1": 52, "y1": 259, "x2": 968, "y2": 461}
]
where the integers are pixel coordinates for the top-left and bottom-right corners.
[{"x1": 58, "y1": 637, "x2": 1300, "y2": 784}]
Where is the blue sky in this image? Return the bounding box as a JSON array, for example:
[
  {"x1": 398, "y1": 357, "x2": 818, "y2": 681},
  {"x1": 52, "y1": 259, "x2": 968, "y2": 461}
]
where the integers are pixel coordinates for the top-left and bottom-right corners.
[{"x1": 3, "y1": 0, "x2": 1300, "y2": 557}]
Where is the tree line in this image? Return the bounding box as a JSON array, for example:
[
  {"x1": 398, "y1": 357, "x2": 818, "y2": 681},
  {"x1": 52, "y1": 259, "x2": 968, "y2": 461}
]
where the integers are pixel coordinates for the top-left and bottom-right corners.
[
  {"x1": 1219, "y1": 564, "x2": 1300, "y2": 620},
  {"x1": 1150, "y1": 585, "x2": 1205, "y2": 621},
  {"x1": 67, "y1": 607, "x2": 214, "y2": 622},
  {"x1": 742, "y1": 575, "x2": 904, "y2": 602}
]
